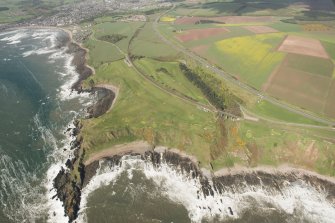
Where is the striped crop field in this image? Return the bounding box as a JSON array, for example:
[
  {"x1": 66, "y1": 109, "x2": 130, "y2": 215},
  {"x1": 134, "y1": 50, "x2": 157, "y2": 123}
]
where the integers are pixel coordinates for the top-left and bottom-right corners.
[{"x1": 214, "y1": 33, "x2": 286, "y2": 88}]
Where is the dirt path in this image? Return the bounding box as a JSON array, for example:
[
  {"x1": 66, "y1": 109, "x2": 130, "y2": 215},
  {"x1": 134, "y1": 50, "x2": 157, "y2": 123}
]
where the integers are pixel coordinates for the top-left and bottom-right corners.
[{"x1": 84, "y1": 141, "x2": 153, "y2": 165}]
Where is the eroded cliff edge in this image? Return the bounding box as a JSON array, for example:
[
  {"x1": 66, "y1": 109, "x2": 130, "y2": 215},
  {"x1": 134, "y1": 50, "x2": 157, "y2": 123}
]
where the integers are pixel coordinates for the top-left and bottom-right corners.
[{"x1": 52, "y1": 31, "x2": 116, "y2": 222}]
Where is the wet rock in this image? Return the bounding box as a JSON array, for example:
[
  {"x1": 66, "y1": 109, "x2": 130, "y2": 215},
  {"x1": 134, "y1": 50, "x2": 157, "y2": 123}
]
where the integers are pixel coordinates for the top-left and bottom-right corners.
[
  {"x1": 228, "y1": 207, "x2": 234, "y2": 215},
  {"x1": 65, "y1": 159, "x2": 73, "y2": 170},
  {"x1": 87, "y1": 87, "x2": 115, "y2": 118}
]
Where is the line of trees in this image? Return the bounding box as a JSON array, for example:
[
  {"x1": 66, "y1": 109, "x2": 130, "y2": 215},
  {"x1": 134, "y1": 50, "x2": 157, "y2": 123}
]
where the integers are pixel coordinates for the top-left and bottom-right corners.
[
  {"x1": 99, "y1": 34, "x2": 127, "y2": 44},
  {"x1": 179, "y1": 63, "x2": 242, "y2": 113}
]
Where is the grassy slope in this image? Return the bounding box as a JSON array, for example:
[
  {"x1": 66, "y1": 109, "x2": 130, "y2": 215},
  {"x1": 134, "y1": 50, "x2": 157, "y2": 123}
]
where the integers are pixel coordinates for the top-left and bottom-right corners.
[
  {"x1": 249, "y1": 100, "x2": 327, "y2": 125},
  {"x1": 83, "y1": 21, "x2": 145, "y2": 68},
  {"x1": 134, "y1": 58, "x2": 209, "y2": 104},
  {"x1": 81, "y1": 60, "x2": 217, "y2": 167},
  {"x1": 84, "y1": 38, "x2": 124, "y2": 67},
  {"x1": 93, "y1": 21, "x2": 144, "y2": 53},
  {"x1": 130, "y1": 22, "x2": 180, "y2": 59}
]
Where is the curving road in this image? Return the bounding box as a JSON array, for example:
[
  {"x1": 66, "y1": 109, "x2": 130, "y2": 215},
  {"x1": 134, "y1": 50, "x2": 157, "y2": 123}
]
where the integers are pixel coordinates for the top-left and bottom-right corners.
[{"x1": 153, "y1": 6, "x2": 335, "y2": 127}]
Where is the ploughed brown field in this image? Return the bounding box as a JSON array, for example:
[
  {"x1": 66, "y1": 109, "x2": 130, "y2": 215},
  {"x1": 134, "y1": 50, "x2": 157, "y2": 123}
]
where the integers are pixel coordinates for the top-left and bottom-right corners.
[
  {"x1": 176, "y1": 27, "x2": 229, "y2": 42},
  {"x1": 244, "y1": 25, "x2": 278, "y2": 34},
  {"x1": 264, "y1": 55, "x2": 335, "y2": 118},
  {"x1": 191, "y1": 45, "x2": 209, "y2": 55},
  {"x1": 174, "y1": 16, "x2": 275, "y2": 25},
  {"x1": 278, "y1": 35, "x2": 330, "y2": 59}
]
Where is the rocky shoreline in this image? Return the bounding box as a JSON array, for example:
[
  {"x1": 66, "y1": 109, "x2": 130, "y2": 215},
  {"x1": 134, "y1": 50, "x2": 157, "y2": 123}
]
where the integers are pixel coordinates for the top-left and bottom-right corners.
[
  {"x1": 52, "y1": 29, "x2": 117, "y2": 222},
  {"x1": 84, "y1": 149, "x2": 335, "y2": 204}
]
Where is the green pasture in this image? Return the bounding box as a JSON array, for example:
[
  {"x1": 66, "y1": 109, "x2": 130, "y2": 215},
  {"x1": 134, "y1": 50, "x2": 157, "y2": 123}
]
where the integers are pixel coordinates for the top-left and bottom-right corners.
[
  {"x1": 134, "y1": 58, "x2": 208, "y2": 104},
  {"x1": 285, "y1": 54, "x2": 334, "y2": 77},
  {"x1": 81, "y1": 60, "x2": 217, "y2": 166},
  {"x1": 130, "y1": 22, "x2": 180, "y2": 59},
  {"x1": 84, "y1": 38, "x2": 124, "y2": 68},
  {"x1": 250, "y1": 100, "x2": 326, "y2": 125},
  {"x1": 93, "y1": 21, "x2": 144, "y2": 52}
]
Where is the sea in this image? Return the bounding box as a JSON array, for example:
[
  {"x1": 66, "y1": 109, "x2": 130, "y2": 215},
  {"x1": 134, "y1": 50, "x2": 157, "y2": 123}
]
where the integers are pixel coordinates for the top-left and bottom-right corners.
[{"x1": 1, "y1": 28, "x2": 335, "y2": 223}]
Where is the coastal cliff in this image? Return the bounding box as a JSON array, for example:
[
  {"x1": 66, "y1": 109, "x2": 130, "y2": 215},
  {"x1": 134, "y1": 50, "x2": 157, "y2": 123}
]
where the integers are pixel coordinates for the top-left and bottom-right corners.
[
  {"x1": 53, "y1": 31, "x2": 116, "y2": 222},
  {"x1": 84, "y1": 149, "x2": 335, "y2": 204}
]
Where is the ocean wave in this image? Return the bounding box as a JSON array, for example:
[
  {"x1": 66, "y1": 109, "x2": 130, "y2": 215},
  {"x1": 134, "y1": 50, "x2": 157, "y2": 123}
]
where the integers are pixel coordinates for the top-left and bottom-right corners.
[
  {"x1": 79, "y1": 155, "x2": 335, "y2": 223},
  {"x1": 0, "y1": 30, "x2": 29, "y2": 45},
  {"x1": 0, "y1": 28, "x2": 94, "y2": 222},
  {"x1": 0, "y1": 150, "x2": 48, "y2": 222},
  {"x1": 21, "y1": 30, "x2": 61, "y2": 57}
]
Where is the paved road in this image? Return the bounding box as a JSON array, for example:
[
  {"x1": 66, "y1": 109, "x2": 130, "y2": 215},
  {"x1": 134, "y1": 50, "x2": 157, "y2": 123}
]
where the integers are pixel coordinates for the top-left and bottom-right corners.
[{"x1": 153, "y1": 6, "x2": 335, "y2": 127}]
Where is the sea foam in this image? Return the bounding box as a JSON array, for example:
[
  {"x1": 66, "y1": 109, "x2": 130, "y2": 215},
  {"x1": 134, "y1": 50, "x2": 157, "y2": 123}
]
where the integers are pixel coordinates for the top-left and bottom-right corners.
[
  {"x1": 0, "y1": 28, "x2": 93, "y2": 222},
  {"x1": 79, "y1": 155, "x2": 335, "y2": 223}
]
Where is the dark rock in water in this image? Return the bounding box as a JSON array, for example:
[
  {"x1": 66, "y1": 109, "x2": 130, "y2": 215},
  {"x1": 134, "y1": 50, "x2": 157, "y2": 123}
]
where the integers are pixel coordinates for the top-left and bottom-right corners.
[
  {"x1": 87, "y1": 87, "x2": 115, "y2": 118},
  {"x1": 56, "y1": 146, "x2": 335, "y2": 222},
  {"x1": 70, "y1": 138, "x2": 81, "y2": 150},
  {"x1": 65, "y1": 159, "x2": 73, "y2": 170},
  {"x1": 67, "y1": 43, "x2": 93, "y2": 92},
  {"x1": 53, "y1": 33, "x2": 117, "y2": 223},
  {"x1": 228, "y1": 207, "x2": 234, "y2": 215},
  {"x1": 54, "y1": 157, "x2": 83, "y2": 222},
  {"x1": 82, "y1": 160, "x2": 99, "y2": 188}
]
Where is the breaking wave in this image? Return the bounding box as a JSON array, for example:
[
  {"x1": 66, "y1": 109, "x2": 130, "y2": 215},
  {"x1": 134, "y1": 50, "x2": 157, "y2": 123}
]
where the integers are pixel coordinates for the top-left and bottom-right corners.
[
  {"x1": 0, "y1": 28, "x2": 93, "y2": 222},
  {"x1": 79, "y1": 155, "x2": 335, "y2": 223}
]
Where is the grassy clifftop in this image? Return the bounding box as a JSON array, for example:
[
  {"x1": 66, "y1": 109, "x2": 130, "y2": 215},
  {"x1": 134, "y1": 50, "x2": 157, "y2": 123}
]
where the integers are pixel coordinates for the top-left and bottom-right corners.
[{"x1": 77, "y1": 12, "x2": 335, "y2": 175}]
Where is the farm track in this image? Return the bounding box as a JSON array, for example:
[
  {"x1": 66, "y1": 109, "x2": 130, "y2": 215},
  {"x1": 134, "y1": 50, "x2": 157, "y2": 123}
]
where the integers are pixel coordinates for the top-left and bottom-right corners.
[
  {"x1": 153, "y1": 5, "x2": 335, "y2": 128},
  {"x1": 92, "y1": 23, "x2": 240, "y2": 118}
]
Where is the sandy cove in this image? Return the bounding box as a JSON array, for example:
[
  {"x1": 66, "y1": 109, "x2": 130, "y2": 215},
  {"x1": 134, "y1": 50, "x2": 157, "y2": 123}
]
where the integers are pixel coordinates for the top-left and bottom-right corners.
[{"x1": 94, "y1": 83, "x2": 120, "y2": 113}]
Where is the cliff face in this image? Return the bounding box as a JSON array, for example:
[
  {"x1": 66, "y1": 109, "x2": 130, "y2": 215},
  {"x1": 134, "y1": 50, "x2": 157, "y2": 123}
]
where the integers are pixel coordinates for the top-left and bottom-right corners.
[
  {"x1": 53, "y1": 121, "x2": 85, "y2": 222},
  {"x1": 84, "y1": 150, "x2": 335, "y2": 205},
  {"x1": 53, "y1": 34, "x2": 116, "y2": 222},
  {"x1": 56, "y1": 137, "x2": 335, "y2": 223},
  {"x1": 66, "y1": 42, "x2": 93, "y2": 92},
  {"x1": 87, "y1": 87, "x2": 115, "y2": 118}
]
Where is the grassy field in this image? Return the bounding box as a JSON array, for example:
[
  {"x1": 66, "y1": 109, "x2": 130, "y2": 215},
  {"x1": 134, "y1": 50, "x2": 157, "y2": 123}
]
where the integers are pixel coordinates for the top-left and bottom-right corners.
[
  {"x1": 130, "y1": 22, "x2": 180, "y2": 59},
  {"x1": 81, "y1": 60, "x2": 217, "y2": 166},
  {"x1": 249, "y1": 100, "x2": 327, "y2": 125},
  {"x1": 284, "y1": 54, "x2": 333, "y2": 77},
  {"x1": 93, "y1": 21, "x2": 144, "y2": 53},
  {"x1": 209, "y1": 118, "x2": 335, "y2": 175},
  {"x1": 83, "y1": 21, "x2": 145, "y2": 67},
  {"x1": 84, "y1": 38, "x2": 124, "y2": 67},
  {"x1": 134, "y1": 58, "x2": 209, "y2": 104}
]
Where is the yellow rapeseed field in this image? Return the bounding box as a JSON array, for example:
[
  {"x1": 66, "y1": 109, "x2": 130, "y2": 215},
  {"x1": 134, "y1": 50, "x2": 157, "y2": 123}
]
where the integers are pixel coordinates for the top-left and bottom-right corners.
[
  {"x1": 303, "y1": 23, "x2": 330, "y2": 32},
  {"x1": 215, "y1": 33, "x2": 286, "y2": 88},
  {"x1": 160, "y1": 16, "x2": 176, "y2": 22}
]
